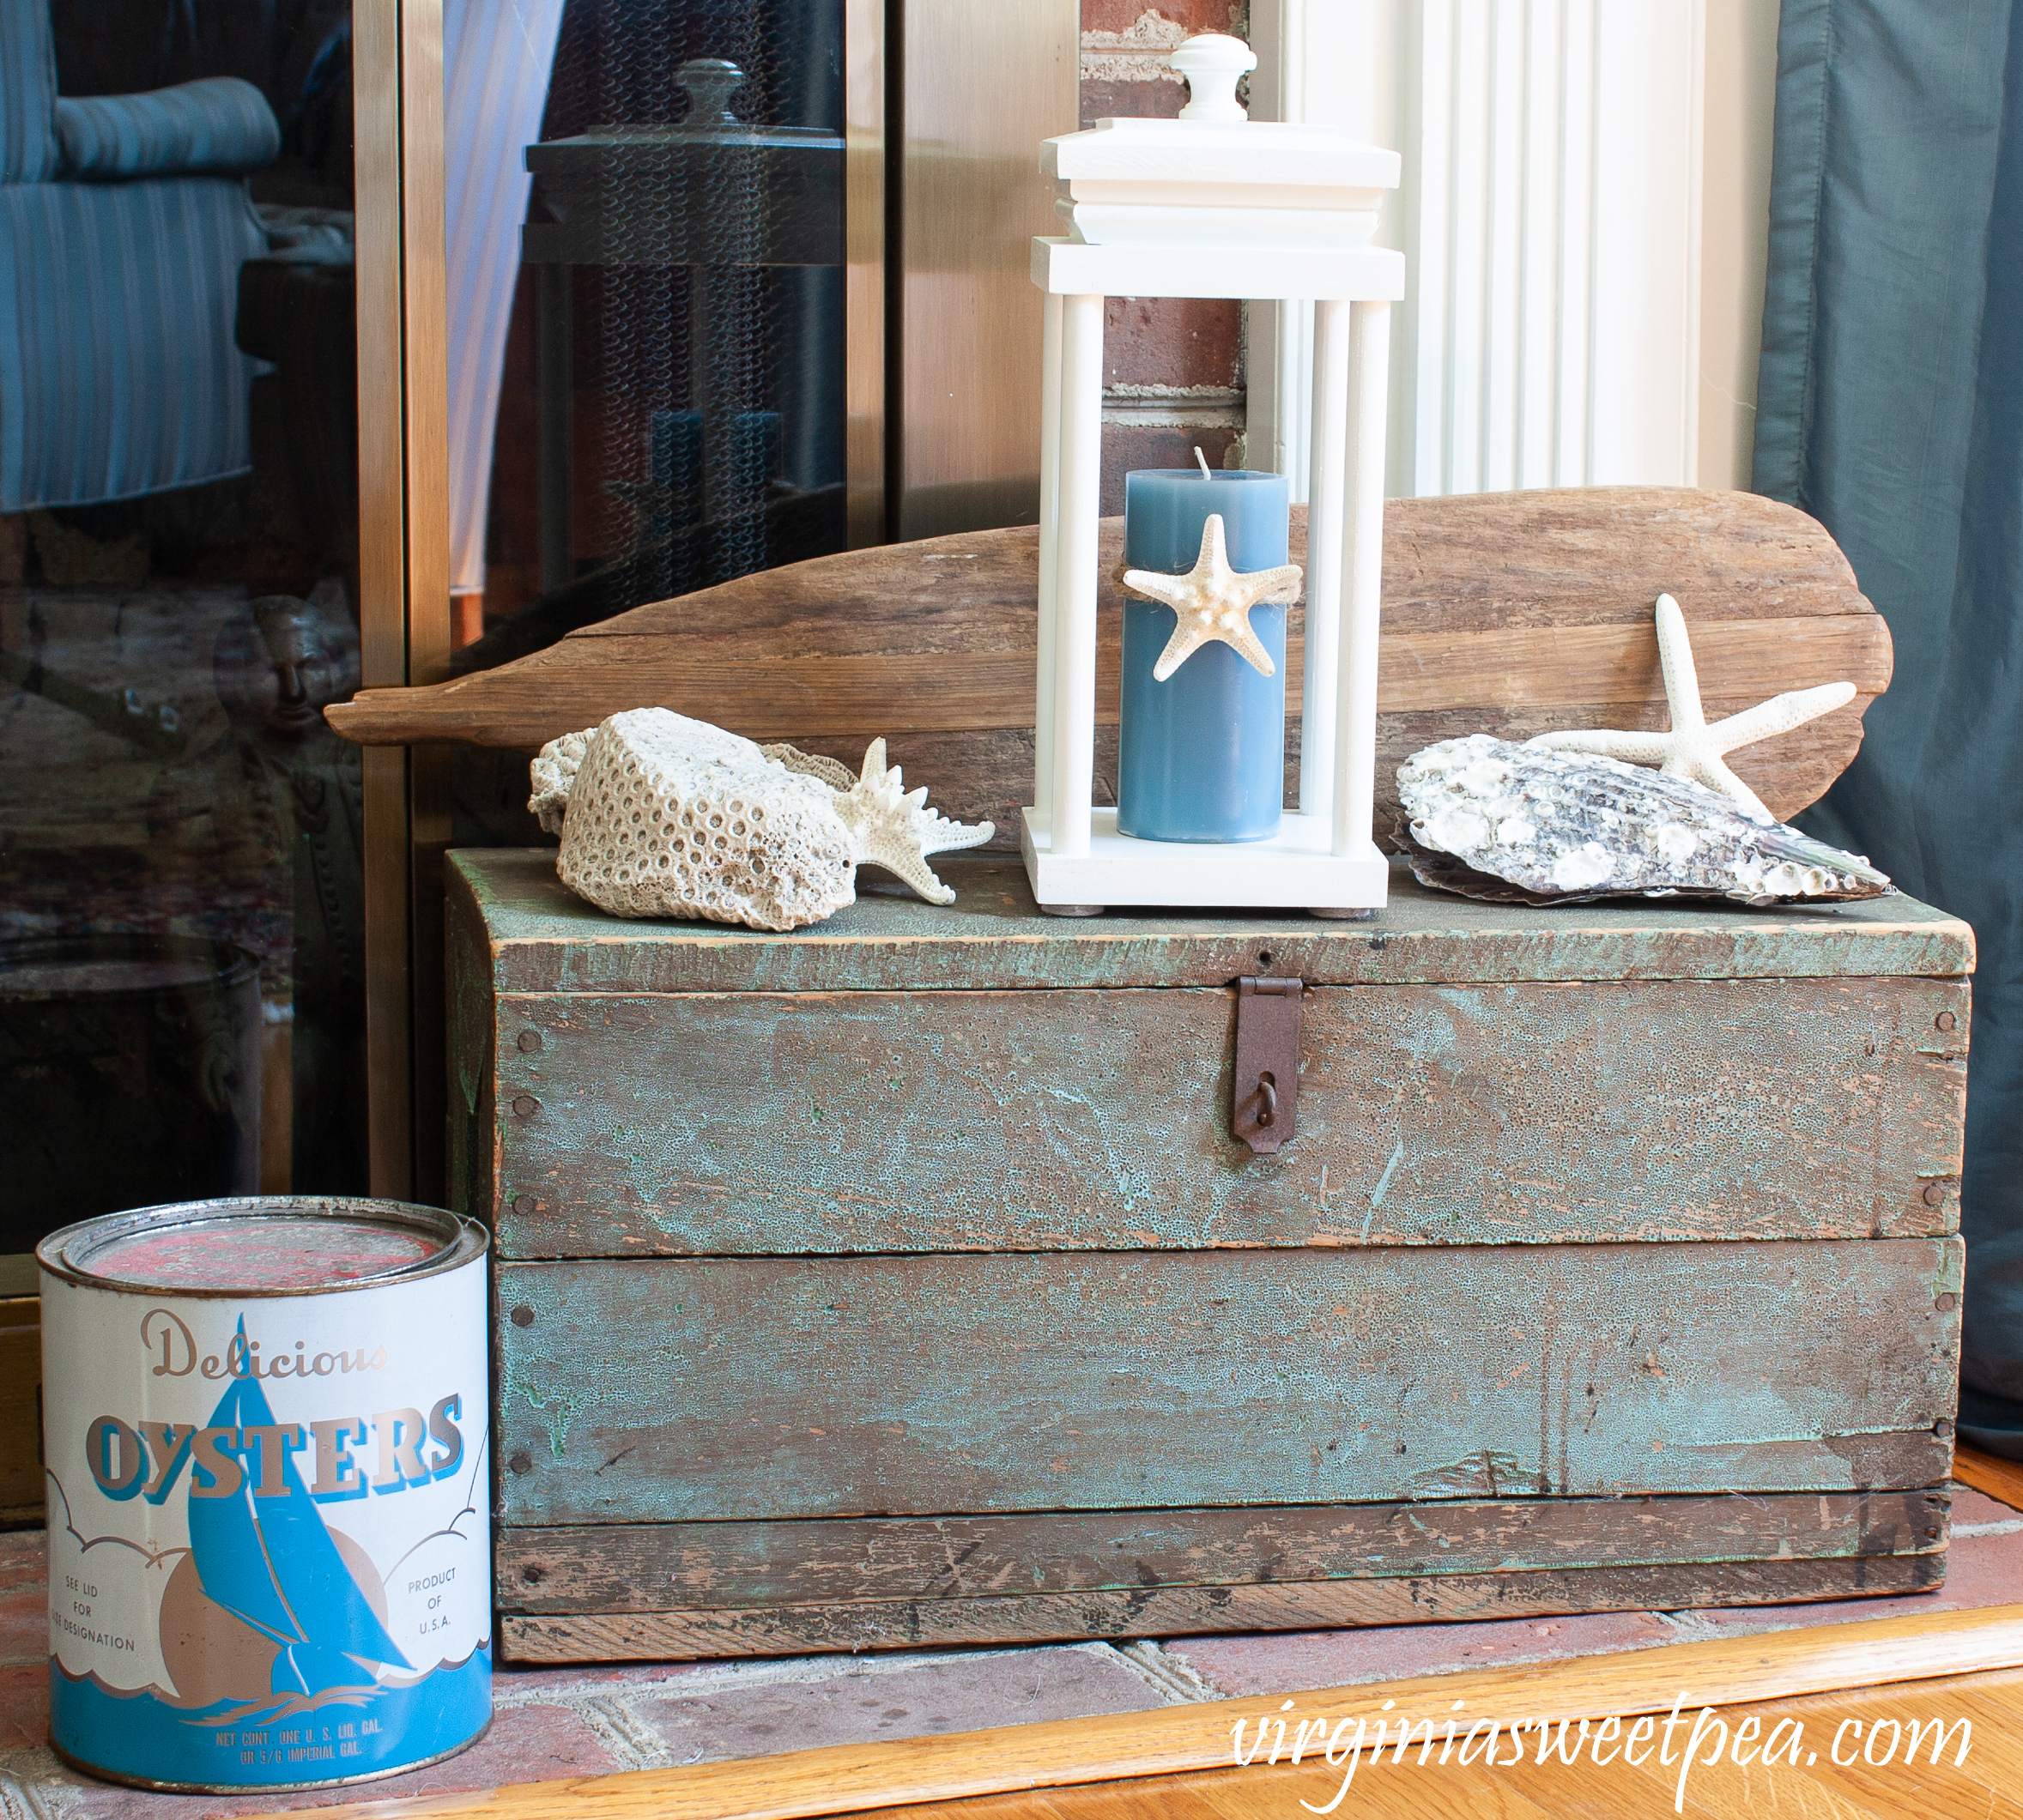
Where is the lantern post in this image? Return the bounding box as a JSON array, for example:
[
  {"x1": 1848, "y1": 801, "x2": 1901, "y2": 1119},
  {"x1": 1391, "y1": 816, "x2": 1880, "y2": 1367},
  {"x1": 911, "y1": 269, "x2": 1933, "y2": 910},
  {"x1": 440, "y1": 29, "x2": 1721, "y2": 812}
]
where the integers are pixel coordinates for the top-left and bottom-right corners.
[{"x1": 1021, "y1": 34, "x2": 1403, "y2": 916}]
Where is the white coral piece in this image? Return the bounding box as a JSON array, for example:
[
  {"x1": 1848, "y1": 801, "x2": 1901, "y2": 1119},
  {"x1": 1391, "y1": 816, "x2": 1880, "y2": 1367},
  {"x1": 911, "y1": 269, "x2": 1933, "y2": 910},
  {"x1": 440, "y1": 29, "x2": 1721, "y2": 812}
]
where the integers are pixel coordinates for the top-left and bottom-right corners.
[
  {"x1": 533, "y1": 715, "x2": 993, "y2": 926},
  {"x1": 832, "y1": 737, "x2": 994, "y2": 905},
  {"x1": 528, "y1": 729, "x2": 594, "y2": 836},
  {"x1": 760, "y1": 742, "x2": 858, "y2": 791},
  {"x1": 555, "y1": 710, "x2": 856, "y2": 928}
]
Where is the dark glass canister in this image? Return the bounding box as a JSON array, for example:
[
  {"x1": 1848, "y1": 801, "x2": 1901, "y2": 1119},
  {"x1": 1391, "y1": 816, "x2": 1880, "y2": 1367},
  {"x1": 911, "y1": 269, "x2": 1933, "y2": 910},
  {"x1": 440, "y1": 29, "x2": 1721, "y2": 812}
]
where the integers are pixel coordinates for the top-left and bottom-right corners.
[{"x1": 0, "y1": 937, "x2": 261, "y2": 1255}]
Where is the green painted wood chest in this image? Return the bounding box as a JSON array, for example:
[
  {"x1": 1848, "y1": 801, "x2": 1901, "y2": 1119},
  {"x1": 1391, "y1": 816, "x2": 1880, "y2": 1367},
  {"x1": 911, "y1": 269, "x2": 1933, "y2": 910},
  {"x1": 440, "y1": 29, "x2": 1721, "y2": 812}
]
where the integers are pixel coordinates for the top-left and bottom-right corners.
[{"x1": 446, "y1": 850, "x2": 1973, "y2": 1663}]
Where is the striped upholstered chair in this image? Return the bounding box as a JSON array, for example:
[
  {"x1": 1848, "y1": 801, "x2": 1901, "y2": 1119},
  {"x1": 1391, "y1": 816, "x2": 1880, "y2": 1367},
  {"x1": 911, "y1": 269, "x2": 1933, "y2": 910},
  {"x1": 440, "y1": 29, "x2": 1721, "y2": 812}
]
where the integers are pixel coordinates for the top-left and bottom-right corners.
[{"x1": 0, "y1": 0, "x2": 281, "y2": 512}]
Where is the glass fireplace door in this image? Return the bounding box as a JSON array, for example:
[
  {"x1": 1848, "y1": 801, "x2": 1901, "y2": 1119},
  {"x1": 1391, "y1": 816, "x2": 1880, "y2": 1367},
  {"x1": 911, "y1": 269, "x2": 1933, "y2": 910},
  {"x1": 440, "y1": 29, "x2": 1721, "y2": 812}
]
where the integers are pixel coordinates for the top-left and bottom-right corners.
[
  {"x1": 2, "y1": 0, "x2": 371, "y2": 1240},
  {"x1": 355, "y1": 0, "x2": 1074, "y2": 1200}
]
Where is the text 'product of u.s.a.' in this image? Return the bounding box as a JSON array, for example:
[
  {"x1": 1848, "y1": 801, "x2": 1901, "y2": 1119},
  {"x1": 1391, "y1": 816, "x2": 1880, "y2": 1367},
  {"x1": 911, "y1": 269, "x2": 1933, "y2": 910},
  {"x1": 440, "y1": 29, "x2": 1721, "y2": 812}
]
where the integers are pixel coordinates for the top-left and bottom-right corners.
[{"x1": 37, "y1": 1198, "x2": 490, "y2": 1793}]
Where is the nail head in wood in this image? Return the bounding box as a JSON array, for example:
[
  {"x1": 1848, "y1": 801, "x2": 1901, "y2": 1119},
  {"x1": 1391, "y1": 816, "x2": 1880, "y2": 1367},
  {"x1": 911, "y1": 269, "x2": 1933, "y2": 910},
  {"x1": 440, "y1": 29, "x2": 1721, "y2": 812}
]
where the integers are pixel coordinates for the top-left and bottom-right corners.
[
  {"x1": 511, "y1": 1305, "x2": 536, "y2": 1327},
  {"x1": 513, "y1": 1095, "x2": 541, "y2": 1118},
  {"x1": 519, "y1": 1028, "x2": 545, "y2": 1052},
  {"x1": 1936, "y1": 1010, "x2": 1957, "y2": 1031}
]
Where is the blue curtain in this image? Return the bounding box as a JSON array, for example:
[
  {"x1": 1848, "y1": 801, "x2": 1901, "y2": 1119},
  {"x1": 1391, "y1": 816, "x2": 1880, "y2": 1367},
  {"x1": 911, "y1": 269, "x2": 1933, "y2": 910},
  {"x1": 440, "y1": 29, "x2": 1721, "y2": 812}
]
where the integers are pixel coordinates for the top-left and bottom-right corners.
[{"x1": 1756, "y1": 0, "x2": 2023, "y2": 1453}]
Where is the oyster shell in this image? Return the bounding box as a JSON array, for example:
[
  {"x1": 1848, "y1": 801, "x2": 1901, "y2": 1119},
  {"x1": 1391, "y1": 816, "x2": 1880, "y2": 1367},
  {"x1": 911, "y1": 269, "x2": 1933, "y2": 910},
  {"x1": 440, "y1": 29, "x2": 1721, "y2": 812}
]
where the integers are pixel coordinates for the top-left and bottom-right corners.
[{"x1": 1396, "y1": 735, "x2": 1892, "y2": 904}]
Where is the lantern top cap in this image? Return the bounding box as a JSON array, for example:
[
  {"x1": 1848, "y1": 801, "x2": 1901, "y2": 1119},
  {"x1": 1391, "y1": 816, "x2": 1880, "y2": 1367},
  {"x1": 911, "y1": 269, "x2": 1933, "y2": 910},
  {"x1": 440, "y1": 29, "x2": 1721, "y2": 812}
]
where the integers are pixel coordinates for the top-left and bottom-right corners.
[
  {"x1": 1041, "y1": 121, "x2": 1397, "y2": 197},
  {"x1": 1171, "y1": 33, "x2": 1255, "y2": 123},
  {"x1": 1040, "y1": 32, "x2": 1396, "y2": 195}
]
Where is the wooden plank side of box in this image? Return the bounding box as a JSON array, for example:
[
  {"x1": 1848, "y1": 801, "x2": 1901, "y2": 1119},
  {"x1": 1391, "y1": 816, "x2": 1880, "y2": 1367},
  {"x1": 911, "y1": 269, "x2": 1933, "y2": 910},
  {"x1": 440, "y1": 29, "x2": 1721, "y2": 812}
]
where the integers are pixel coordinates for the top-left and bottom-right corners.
[
  {"x1": 495, "y1": 1241, "x2": 1960, "y2": 1526},
  {"x1": 486, "y1": 977, "x2": 1966, "y2": 1255},
  {"x1": 447, "y1": 852, "x2": 1975, "y2": 995},
  {"x1": 497, "y1": 1555, "x2": 1947, "y2": 1663},
  {"x1": 447, "y1": 866, "x2": 500, "y2": 1236},
  {"x1": 498, "y1": 1488, "x2": 1949, "y2": 1613}
]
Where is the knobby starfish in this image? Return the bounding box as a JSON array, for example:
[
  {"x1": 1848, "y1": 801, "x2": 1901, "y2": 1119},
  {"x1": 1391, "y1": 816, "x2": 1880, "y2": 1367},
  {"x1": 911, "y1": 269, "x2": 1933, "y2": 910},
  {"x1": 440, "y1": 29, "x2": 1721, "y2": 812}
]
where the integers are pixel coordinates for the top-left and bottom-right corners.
[
  {"x1": 1121, "y1": 514, "x2": 1304, "y2": 681},
  {"x1": 1527, "y1": 593, "x2": 1856, "y2": 825},
  {"x1": 828, "y1": 738, "x2": 995, "y2": 904}
]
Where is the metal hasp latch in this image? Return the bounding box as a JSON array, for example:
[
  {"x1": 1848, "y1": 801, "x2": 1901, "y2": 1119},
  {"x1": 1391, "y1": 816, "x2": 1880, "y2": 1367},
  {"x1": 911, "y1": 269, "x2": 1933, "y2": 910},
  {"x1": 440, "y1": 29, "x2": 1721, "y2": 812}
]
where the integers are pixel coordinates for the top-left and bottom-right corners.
[{"x1": 1233, "y1": 977, "x2": 1303, "y2": 1154}]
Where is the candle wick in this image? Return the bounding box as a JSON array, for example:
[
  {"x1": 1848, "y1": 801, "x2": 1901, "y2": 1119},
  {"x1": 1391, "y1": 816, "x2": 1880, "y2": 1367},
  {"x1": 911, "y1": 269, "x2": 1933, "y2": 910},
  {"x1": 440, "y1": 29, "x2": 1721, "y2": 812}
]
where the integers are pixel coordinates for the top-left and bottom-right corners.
[{"x1": 1193, "y1": 445, "x2": 1213, "y2": 480}]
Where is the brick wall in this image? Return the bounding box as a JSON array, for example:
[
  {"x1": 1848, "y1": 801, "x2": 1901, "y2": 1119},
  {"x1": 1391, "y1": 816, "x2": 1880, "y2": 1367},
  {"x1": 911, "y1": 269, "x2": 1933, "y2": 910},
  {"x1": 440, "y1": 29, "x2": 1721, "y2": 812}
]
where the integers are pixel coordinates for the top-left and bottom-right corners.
[{"x1": 1081, "y1": 3, "x2": 1251, "y2": 509}]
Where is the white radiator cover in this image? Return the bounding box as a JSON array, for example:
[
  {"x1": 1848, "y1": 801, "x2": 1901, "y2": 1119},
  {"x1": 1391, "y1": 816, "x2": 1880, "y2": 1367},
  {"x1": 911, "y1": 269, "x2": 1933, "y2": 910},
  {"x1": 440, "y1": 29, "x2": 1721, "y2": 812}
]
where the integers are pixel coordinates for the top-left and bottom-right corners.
[{"x1": 1249, "y1": 0, "x2": 1705, "y2": 499}]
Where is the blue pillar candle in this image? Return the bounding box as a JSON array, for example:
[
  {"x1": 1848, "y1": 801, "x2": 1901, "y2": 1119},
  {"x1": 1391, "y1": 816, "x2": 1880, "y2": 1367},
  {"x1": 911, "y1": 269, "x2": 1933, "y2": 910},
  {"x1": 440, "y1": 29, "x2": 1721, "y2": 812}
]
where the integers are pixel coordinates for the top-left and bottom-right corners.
[{"x1": 1117, "y1": 468, "x2": 1292, "y2": 843}]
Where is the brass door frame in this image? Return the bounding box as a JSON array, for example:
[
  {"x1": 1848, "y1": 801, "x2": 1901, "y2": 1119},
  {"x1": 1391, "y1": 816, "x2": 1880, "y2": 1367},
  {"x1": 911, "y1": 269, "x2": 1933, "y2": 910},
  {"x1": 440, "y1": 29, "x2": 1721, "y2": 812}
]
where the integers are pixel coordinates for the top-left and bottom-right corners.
[
  {"x1": 354, "y1": 0, "x2": 449, "y2": 1200},
  {"x1": 847, "y1": 0, "x2": 887, "y2": 550},
  {"x1": 895, "y1": 0, "x2": 1076, "y2": 541},
  {"x1": 353, "y1": 0, "x2": 1069, "y2": 1200}
]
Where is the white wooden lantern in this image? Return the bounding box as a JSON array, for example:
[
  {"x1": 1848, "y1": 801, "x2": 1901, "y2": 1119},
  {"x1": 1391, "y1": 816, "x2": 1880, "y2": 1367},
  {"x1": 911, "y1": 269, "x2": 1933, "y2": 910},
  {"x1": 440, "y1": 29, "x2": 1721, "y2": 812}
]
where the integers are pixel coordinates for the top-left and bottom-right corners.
[{"x1": 1021, "y1": 34, "x2": 1403, "y2": 916}]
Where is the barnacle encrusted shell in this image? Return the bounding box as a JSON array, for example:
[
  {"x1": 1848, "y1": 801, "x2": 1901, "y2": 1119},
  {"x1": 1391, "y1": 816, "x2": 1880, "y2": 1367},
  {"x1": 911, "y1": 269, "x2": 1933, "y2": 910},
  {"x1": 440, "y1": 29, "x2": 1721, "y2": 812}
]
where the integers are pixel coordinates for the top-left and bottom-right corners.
[
  {"x1": 1396, "y1": 735, "x2": 1892, "y2": 904},
  {"x1": 555, "y1": 710, "x2": 857, "y2": 928}
]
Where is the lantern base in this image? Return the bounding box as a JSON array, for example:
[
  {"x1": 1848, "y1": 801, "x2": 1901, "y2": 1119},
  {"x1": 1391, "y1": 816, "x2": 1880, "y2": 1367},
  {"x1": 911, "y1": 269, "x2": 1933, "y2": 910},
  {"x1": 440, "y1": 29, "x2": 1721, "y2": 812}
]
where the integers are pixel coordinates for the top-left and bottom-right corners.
[{"x1": 1019, "y1": 807, "x2": 1389, "y2": 912}]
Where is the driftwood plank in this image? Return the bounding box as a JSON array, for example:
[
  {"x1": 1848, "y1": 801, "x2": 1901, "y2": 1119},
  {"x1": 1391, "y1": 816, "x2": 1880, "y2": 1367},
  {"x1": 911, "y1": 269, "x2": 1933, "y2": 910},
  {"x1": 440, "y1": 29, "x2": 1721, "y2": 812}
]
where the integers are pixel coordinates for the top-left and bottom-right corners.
[
  {"x1": 347, "y1": 617, "x2": 1877, "y2": 730},
  {"x1": 496, "y1": 1490, "x2": 1948, "y2": 1612},
  {"x1": 445, "y1": 852, "x2": 1977, "y2": 998},
  {"x1": 488, "y1": 977, "x2": 1966, "y2": 1255},
  {"x1": 494, "y1": 1242, "x2": 1960, "y2": 1526},
  {"x1": 329, "y1": 488, "x2": 1891, "y2": 828},
  {"x1": 496, "y1": 1555, "x2": 1946, "y2": 1663}
]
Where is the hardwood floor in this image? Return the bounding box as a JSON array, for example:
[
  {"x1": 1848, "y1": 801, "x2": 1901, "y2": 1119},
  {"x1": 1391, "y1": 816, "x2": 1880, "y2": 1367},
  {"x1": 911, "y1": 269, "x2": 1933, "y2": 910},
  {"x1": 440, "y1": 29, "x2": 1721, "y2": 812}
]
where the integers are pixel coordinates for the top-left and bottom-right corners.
[
  {"x1": 1957, "y1": 1446, "x2": 2023, "y2": 1512},
  {"x1": 279, "y1": 1604, "x2": 2023, "y2": 1820},
  {"x1": 890, "y1": 1669, "x2": 2023, "y2": 1818}
]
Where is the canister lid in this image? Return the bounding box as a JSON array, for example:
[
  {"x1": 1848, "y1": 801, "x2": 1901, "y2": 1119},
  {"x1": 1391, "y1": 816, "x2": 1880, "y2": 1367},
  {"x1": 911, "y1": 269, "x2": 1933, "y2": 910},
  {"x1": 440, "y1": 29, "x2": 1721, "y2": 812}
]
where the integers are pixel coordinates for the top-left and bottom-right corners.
[
  {"x1": 0, "y1": 935, "x2": 257, "y2": 1001},
  {"x1": 37, "y1": 1197, "x2": 483, "y2": 1296}
]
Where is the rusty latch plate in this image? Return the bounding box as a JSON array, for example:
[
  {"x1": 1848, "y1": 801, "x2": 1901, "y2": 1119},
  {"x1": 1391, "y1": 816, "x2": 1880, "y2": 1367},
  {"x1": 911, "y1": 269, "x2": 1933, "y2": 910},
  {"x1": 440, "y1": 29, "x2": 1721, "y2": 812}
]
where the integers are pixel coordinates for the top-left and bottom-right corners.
[{"x1": 1233, "y1": 977, "x2": 1302, "y2": 1154}]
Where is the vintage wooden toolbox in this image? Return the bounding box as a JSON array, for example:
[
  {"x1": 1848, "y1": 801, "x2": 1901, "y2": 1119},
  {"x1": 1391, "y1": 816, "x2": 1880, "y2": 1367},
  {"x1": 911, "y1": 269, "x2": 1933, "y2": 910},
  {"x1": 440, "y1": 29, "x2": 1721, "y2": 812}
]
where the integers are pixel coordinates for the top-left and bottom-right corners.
[{"x1": 448, "y1": 846, "x2": 1972, "y2": 1663}]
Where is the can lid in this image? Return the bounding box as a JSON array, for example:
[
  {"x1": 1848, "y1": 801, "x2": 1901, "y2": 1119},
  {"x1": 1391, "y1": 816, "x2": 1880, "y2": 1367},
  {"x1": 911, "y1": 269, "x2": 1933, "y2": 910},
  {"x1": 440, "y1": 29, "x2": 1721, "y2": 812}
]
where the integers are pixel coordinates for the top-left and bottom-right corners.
[{"x1": 38, "y1": 1198, "x2": 481, "y2": 1296}]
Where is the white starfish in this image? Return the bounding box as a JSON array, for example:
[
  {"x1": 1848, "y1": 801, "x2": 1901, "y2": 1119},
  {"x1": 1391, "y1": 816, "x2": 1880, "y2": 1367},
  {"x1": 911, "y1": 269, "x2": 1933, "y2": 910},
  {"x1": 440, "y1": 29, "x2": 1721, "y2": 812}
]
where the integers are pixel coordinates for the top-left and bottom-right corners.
[
  {"x1": 1122, "y1": 514, "x2": 1303, "y2": 681},
  {"x1": 1526, "y1": 593, "x2": 1856, "y2": 825},
  {"x1": 828, "y1": 738, "x2": 994, "y2": 904}
]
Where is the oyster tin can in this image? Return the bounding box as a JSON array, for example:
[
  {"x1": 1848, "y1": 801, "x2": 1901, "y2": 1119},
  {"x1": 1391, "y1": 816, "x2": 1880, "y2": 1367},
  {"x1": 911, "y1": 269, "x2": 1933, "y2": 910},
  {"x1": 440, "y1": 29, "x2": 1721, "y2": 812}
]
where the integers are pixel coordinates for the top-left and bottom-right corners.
[{"x1": 36, "y1": 1197, "x2": 491, "y2": 1793}]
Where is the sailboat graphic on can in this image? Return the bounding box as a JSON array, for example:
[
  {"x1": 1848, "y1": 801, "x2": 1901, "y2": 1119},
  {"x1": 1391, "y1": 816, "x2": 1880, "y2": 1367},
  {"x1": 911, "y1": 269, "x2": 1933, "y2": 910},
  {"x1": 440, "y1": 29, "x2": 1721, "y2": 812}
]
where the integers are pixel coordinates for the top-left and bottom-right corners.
[
  {"x1": 39, "y1": 1196, "x2": 492, "y2": 1793},
  {"x1": 185, "y1": 1319, "x2": 415, "y2": 1702}
]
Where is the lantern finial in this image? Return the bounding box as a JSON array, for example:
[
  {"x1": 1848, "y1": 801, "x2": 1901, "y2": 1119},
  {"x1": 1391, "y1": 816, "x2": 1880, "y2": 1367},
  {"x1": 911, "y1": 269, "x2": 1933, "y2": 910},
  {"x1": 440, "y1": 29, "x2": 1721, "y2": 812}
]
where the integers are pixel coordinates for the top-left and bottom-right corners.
[{"x1": 1170, "y1": 34, "x2": 1256, "y2": 124}]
